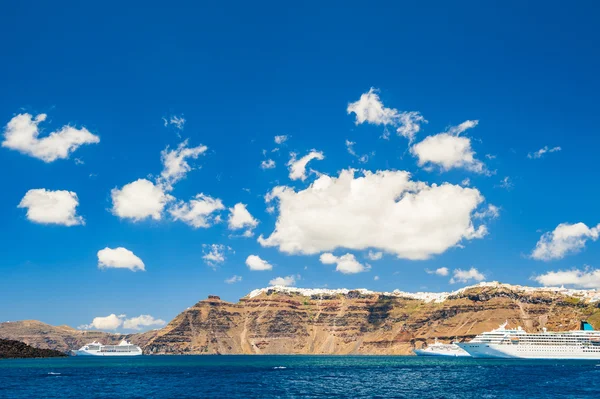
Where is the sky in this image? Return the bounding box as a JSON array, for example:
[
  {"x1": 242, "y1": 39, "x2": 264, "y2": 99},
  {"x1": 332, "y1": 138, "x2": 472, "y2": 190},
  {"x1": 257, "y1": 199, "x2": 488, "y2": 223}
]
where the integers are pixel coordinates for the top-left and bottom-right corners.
[{"x1": 1, "y1": 0, "x2": 600, "y2": 332}]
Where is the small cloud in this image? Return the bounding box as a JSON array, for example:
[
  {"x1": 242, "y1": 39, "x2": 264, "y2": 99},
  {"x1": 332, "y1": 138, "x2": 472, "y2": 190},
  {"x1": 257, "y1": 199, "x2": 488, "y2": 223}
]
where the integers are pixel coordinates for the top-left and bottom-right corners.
[
  {"x1": 18, "y1": 189, "x2": 84, "y2": 226},
  {"x1": 246, "y1": 255, "x2": 273, "y2": 271},
  {"x1": 274, "y1": 135, "x2": 289, "y2": 145},
  {"x1": 474, "y1": 204, "x2": 500, "y2": 220},
  {"x1": 319, "y1": 253, "x2": 370, "y2": 274},
  {"x1": 261, "y1": 159, "x2": 276, "y2": 169},
  {"x1": 288, "y1": 150, "x2": 324, "y2": 181},
  {"x1": 533, "y1": 266, "x2": 600, "y2": 288},
  {"x1": 269, "y1": 275, "x2": 299, "y2": 286},
  {"x1": 163, "y1": 115, "x2": 186, "y2": 130},
  {"x1": 496, "y1": 176, "x2": 514, "y2": 191},
  {"x1": 528, "y1": 146, "x2": 561, "y2": 159},
  {"x1": 123, "y1": 315, "x2": 166, "y2": 330},
  {"x1": 202, "y1": 244, "x2": 232, "y2": 267},
  {"x1": 225, "y1": 275, "x2": 243, "y2": 284},
  {"x1": 367, "y1": 251, "x2": 383, "y2": 261},
  {"x1": 531, "y1": 222, "x2": 600, "y2": 261},
  {"x1": 228, "y1": 203, "x2": 258, "y2": 236},
  {"x1": 373, "y1": 275, "x2": 380, "y2": 281},
  {"x1": 97, "y1": 247, "x2": 145, "y2": 272},
  {"x1": 450, "y1": 267, "x2": 485, "y2": 284},
  {"x1": 426, "y1": 267, "x2": 449, "y2": 276}
]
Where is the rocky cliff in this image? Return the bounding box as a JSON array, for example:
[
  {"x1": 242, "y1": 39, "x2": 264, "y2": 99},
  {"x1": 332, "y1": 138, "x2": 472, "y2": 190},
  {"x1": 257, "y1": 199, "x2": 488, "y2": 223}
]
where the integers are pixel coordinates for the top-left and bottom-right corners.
[{"x1": 2, "y1": 282, "x2": 600, "y2": 355}]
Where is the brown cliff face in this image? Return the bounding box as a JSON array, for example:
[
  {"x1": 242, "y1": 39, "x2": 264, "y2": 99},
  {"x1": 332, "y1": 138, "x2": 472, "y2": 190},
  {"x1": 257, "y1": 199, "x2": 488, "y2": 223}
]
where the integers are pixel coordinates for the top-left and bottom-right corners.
[
  {"x1": 3, "y1": 284, "x2": 600, "y2": 355},
  {"x1": 143, "y1": 285, "x2": 600, "y2": 355}
]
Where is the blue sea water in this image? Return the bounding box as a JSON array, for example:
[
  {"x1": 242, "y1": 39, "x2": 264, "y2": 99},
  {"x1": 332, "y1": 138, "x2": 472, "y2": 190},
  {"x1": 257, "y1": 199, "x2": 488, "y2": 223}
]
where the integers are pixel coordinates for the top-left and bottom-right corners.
[{"x1": 1, "y1": 355, "x2": 599, "y2": 398}]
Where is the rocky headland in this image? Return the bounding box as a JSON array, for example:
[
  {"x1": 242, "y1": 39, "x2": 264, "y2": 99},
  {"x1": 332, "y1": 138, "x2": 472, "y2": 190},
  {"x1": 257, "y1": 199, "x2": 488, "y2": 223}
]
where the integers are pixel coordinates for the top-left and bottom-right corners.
[
  {"x1": 0, "y1": 338, "x2": 67, "y2": 359},
  {"x1": 2, "y1": 282, "x2": 600, "y2": 355}
]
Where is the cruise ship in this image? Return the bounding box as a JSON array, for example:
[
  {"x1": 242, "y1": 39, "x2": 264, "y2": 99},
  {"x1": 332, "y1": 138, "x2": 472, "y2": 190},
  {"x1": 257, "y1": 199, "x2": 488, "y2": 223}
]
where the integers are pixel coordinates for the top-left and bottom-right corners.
[
  {"x1": 74, "y1": 340, "x2": 143, "y2": 356},
  {"x1": 455, "y1": 321, "x2": 600, "y2": 359},
  {"x1": 413, "y1": 338, "x2": 470, "y2": 357}
]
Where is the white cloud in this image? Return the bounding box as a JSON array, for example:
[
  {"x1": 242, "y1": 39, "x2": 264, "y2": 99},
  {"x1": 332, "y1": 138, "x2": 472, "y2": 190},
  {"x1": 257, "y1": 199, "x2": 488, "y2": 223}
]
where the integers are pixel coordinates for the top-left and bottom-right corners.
[
  {"x1": 169, "y1": 194, "x2": 224, "y2": 228},
  {"x1": 163, "y1": 115, "x2": 186, "y2": 130},
  {"x1": 2, "y1": 113, "x2": 100, "y2": 162},
  {"x1": 347, "y1": 88, "x2": 426, "y2": 142},
  {"x1": 461, "y1": 178, "x2": 471, "y2": 186},
  {"x1": 531, "y1": 222, "x2": 600, "y2": 261},
  {"x1": 111, "y1": 179, "x2": 173, "y2": 221},
  {"x1": 374, "y1": 275, "x2": 380, "y2": 281},
  {"x1": 157, "y1": 140, "x2": 208, "y2": 190},
  {"x1": 97, "y1": 247, "x2": 145, "y2": 272},
  {"x1": 274, "y1": 135, "x2": 288, "y2": 144},
  {"x1": 225, "y1": 275, "x2": 243, "y2": 284},
  {"x1": 269, "y1": 275, "x2": 298, "y2": 286},
  {"x1": 450, "y1": 267, "x2": 485, "y2": 284},
  {"x1": 426, "y1": 267, "x2": 449, "y2": 276},
  {"x1": 474, "y1": 204, "x2": 500, "y2": 219},
  {"x1": 367, "y1": 251, "x2": 383, "y2": 261},
  {"x1": 410, "y1": 121, "x2": 486, "y2": 173},
  {"x1": 528, "y1": 146, "x2": 561, "y2": 159},
  {"x1": 345, "y1": 140, "x2": 370, "y2": 163},
  {"x1": 259, "y1": 169, "x2": 487, "y2": 260},
  {"x1": 320, "y1": 253, "x2": 370, "y2": 274},
  {"x1": 261, "y1": 159, "x2": 276, "y2": 169},
  {"x1": 228, "y1": 203, "x2": 258, "y2": 236},
  {"x1": 533, "y1": 267, "x2": 600, "y2": 288},
  {"x1": 202, "y1": 244, "x2": 230, "y2": 266},
  {"x1": 123, "y1": 315, "x2": 166, "y2": 330},
  {"x1": 79, "y1": 314, "x2": 124, "y2": 331},
  {"x1": 396, "y1": 111, "x2": 427, "y2": 142},
  {"x1": 497, "y1": 176, "x2": 514, "y2": 190},
  {"x1": 246, "y1": 255, "x2": 273, "y2": 271},
  {"x1": 288, "y1": 150, "x2": 324, "y2": 181},
  {"x1": 18, "y1": 189, "x2": 84, "y2": 226}
]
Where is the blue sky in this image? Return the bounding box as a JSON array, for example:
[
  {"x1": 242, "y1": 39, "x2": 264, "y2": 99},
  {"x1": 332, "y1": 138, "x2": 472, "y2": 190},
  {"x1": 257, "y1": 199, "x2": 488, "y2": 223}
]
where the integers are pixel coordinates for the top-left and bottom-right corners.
[{"x1": 2, "y1": 0, "x2": 600, "y2": 331}]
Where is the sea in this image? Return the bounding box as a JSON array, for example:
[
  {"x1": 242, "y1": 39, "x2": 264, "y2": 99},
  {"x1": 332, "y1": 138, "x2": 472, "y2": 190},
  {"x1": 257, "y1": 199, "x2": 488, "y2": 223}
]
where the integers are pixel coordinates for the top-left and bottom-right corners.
[{"x1": 1, "y1": 355, "x2": 599, "y2": 398}]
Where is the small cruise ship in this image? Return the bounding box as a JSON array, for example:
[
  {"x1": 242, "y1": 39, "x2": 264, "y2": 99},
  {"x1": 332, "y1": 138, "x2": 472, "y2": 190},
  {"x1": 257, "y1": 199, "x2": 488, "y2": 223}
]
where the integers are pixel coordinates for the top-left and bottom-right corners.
[
  {"x1": 75, "y1": 340, "x2": 143, "y2": 356},
  {"x1": 414, "y1": 338, "x2": 470, "y2": 357},
  {"x1": 456, "y1": 321, "x2": 600, "y2": 359}
]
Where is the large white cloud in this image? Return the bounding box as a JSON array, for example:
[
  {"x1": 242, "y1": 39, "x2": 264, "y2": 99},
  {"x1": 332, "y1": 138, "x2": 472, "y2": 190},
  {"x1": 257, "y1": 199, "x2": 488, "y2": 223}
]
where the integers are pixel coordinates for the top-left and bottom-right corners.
[
  {"x1": 347, "y1": 88, "x2": 426, "y2": 142},
  {"x1": 2, "y1": 113, "x2": 100, "y2": 162},
  {"x1": 258, "y1": 169, "x2": 487, "y2": 260},
  {"x1": 410, "y1": 121, "x2": 486, "y2": 173},
  {"x1": 18, "y1": 189, "x2": 84, "y2": 226},
  {"x1": 123, "y1": 315, "x2": 166, "y2": 330},
  {"x1": 111, "y1": 179, "x2": 173, "y2": 221},
  {"x1": 533, "y1": 268, "x2": 600, "y2": 288},
  {"x1": 288, "y1": 150, "x2": 324, "y2": 181},
  {"x1": 450, "y1": 267, "x2": 485, "y2": 284},
  {"x1": 320, "y1": 253, "x2": 370, "y2": 274},
  {"x1": 246, "y1": 255, "x2": 273, "y2": 271},
  {"x1": 169, "y1": 194, "x2": 224, "y2": 228},
  {"x1": 269, "y1": 275, "x2": 298, "y2": 286},
  {"x1": 97, "y1": 247, "x2": 145, "y2": 271},
  {"x1": 531, "y1": 222, "x2": 600, "y2": 261},
  {"x1": 228, "y1": 203, "x2": 258, "y2": 235},
  {"x1": 157, "y1": 140, "x2": 207, "y2": 190}
]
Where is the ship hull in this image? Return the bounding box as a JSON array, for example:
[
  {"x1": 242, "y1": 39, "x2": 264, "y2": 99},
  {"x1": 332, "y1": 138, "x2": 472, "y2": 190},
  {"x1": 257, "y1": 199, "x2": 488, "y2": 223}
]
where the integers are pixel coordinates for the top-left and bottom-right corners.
[
  {"x1": 456, "y1": 343, "x2": 600, "y2": 359},
  {"x1": 413, "y1": 349, "x2": 469, "y2": 357},
  {"x1": 75, "y1": 350, "x2": 142, "y2": 356}
]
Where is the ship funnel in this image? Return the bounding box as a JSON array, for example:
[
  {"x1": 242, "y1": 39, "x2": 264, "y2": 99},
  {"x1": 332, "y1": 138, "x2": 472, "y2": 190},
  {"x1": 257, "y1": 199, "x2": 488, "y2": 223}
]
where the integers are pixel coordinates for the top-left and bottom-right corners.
[{"x1": 580, "y1": 321, "x2": 594, "y2": 331}]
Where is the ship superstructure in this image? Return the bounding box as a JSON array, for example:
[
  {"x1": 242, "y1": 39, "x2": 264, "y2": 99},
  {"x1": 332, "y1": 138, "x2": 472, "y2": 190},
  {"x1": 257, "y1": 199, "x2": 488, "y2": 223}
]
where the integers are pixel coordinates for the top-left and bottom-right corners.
[
  {"x1": 456, "y1": 321, "x2": 600, "y2": 359},
  {"x1": 75, "y1": 340, "x2": 142, "y2": 356}
]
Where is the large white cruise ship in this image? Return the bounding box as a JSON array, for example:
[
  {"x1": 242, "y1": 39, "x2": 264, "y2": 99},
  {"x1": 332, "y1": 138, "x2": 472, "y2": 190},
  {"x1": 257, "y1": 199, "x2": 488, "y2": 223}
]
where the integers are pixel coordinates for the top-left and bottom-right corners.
[
  {"x1": 456, "y1": 321, "x2": 600, "y2": 359},
  {"x1": 75, "y1": 340, "x2": 143, "y2": 356},
  {"x1": 413, "y1": 338, "x2": 470, "y2": 357}
]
